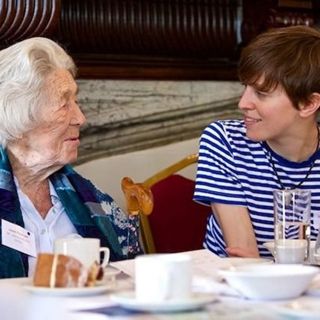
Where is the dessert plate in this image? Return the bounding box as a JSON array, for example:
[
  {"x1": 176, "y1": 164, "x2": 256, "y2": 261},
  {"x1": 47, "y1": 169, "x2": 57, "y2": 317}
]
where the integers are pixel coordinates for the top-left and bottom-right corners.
[
  {"x1": 69, "y1": 313, "x2": 107, "y2": 320},
  {"x1": 110, "y1": 291, "x2": 217, "y2": 312},
  {"x1": 104, "y1": 266, "x2": 121, "y2": 277},
  {"x1": 273, "y1": 299, "x2": 320, "y2": 319},
  {"x1": 223, "y1": 257, "x2": 273, "y2": 267},
  {"x1": 23, "y1": 283, "x2": 109, "y2": 297},
  {"x1": 306, "y1": 278, "x2": 320, "y2": 297}
]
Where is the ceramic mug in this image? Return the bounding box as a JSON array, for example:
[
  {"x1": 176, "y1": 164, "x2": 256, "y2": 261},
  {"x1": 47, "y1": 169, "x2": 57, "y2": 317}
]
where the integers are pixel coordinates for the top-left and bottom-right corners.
[
  {"x1": 54, "y1": 237, "x2": 110, "y2": 269},
  {"x1": 135, "y1": 253, "x2": 192, "y2": 302}
]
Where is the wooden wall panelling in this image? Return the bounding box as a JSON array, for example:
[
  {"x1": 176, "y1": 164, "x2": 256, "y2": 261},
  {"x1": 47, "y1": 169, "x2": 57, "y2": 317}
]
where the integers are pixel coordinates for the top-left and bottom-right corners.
[
  {"x1": 56, "y1": 0, "x2": 241, "y2": 80},
  {"x1": 0, "y1": 0, "x2": 61, "y2": 46},
  {"x1": 0, "y1": 0, "x2": 319, "y2": 79},
  {"x1": 58, "y1": 0, "x2": 239, "y2": 56},
  {"x1": 241, "y1": 0, "x2": 317, "y2": 46}
]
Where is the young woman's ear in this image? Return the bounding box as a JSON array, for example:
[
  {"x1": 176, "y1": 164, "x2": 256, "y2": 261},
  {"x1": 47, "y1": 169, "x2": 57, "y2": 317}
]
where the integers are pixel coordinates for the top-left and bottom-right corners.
[{"x1": 299, "y1": 93, "x2": 320, "y2": 118}]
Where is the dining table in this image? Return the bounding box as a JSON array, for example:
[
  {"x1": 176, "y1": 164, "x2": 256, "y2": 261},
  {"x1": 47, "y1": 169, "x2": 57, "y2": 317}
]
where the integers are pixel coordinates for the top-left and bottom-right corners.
[{"x1": 0, "y1": 249, "x2": 319, "y2": 320}]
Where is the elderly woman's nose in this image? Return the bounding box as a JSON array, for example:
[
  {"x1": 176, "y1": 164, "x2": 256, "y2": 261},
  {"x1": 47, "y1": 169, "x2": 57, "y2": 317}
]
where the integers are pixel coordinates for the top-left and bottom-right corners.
[{"x1": 72, "y1": 103, "x2": 86, "y2": 125}]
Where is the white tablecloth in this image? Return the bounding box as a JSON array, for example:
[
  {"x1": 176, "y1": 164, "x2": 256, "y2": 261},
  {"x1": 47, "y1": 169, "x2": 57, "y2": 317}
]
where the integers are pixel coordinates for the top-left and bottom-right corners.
[{"x1": 0, "y1": 249, "x2": 318, "y2": 320}]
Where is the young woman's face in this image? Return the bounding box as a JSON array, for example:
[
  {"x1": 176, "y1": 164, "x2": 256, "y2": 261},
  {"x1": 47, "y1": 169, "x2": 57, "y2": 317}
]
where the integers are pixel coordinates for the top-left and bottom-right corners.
[
  {"x1": 238, "y1": 82, "x2": 300, "y2": 142},
  {"x1": 16, "y1": 69, "x2": 86, "y2": 168}
]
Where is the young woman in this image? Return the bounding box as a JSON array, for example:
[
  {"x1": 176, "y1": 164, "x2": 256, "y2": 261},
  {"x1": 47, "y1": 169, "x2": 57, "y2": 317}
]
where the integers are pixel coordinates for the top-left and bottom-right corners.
[{"x1": 194, "y1": 26, "x2": 320, "y2": 258}]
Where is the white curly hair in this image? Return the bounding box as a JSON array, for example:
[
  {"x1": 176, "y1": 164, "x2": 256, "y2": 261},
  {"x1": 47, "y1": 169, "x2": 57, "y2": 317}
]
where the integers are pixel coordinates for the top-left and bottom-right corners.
[{"x1": 0, "y1": 37, "x2": 76, "y2": 146}]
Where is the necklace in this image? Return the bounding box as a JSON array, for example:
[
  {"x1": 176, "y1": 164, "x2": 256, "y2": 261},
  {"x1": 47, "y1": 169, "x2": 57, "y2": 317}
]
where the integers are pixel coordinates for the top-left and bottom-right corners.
[{"x1": 267, "y1": 126, "x2": 320, "y2": 190}]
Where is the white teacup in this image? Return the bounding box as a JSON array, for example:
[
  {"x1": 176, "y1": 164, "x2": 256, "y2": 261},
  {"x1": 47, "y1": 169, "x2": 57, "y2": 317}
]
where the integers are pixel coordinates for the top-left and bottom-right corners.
[
  {"x1": 135, "y1": 253, "x2": 192, "y2": 303},
  {"x1": 274, "y1": 239, "x2": 307, "y2": 264},
  {"x1": 264, "y1": 240, "x2": 316, "y2": 264},
  {"x1": 54, "y1": 237, "x2": 110, "y2": 269}
]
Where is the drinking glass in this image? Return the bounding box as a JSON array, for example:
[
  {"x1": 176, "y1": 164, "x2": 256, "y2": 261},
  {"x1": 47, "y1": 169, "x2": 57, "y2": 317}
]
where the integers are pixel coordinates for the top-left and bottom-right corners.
[{"x1": 273, "y1": 189, "x2": 311, "y2": 264}]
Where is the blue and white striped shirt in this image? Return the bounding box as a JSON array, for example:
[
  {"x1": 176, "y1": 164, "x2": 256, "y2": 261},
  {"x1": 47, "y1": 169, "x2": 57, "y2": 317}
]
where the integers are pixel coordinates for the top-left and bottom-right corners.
[{"x1": 193, "y1": 120, "x2": 320, "y2": 257}]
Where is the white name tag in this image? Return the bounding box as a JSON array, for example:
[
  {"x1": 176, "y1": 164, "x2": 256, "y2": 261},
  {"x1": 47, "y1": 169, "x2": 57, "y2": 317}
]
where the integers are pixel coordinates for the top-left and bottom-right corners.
[
  {"x1": 313, "y1": 211, "x2": 320, "y2": 229},
  {"x1": 1, "y1": 219, "x2": 37, "y2": 257}
]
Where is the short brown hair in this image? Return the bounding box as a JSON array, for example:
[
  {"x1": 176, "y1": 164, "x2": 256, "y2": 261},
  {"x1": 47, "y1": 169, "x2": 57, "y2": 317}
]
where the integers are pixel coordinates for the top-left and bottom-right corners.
[{"x1": 238, "y1": 26, "x2": 320, "y2": 109}]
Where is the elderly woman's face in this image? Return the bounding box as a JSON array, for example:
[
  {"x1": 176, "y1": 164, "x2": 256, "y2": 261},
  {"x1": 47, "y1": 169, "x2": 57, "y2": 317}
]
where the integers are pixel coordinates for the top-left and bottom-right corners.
[{"x1": 17, "y1": 69, "x2": 86, "y2": 168}]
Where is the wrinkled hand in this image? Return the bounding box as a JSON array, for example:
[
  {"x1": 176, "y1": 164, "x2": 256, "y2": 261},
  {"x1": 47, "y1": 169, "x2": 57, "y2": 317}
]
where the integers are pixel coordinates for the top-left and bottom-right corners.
[{"x1": 226, "y1": 246, "x2": 260, "y2": 258}]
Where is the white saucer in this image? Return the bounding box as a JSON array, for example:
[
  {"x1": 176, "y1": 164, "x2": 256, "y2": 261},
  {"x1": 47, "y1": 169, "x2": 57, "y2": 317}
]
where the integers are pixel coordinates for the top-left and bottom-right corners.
[
  {"x1": 68, "y1": 313, "x2": 107, "y2": 320},
  {"x1": 223, "y1": 257, "x2": 273, "y2": 267},
  {"x1": 102, "y1": 266, "x2": 121, "y2": 279},
  {"x1": 24, "y1": 283, "x2": 109, "y2": 297},
  {"x1": 306, "y1": 278, "x2": 320, "y2": 297},
  {"x1": 273, "y1": 299, "x2": 320, "y2": 319},
  {"x1": 110, "y1": 291, "x2": 217, "y2": 312}
]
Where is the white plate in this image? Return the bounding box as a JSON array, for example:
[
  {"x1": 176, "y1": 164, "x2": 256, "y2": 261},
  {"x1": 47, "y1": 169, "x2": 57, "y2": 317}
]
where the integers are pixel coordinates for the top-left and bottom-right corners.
[
  {"x1": 68, "y1": 313, "x2": 107, "y2": 320},
  {"x1": 306, "y1": 277, "x2": 320, "y2": 296},
  {"x1": 110, "y1": 291, "x2": 217, "y2": 312},
  {"x1": 223, "y1": 257, "x2": 273, "y2": 267},
  {"x1": 102, "y1": 266, "x2": 122, "y2": 279},
  {"x1": 23, "y1": 283, "x2": 109, "y2": 297},
  {"x1": 274, "y1": 299, "x2": 320, "y2": 319}
]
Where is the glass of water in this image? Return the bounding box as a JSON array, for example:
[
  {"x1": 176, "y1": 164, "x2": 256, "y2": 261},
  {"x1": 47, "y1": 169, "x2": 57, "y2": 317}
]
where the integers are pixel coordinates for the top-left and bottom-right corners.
[{"x1": 273, "y1": 189, "x2": 311, "y2": 264}]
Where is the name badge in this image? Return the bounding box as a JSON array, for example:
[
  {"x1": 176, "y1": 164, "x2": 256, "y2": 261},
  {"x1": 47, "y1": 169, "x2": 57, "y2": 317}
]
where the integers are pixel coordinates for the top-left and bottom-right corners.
[
  {"x1": 1, "y1": 219, "x2": 37, "y2": 257},
  {"x1": 313, "y1": 211, "x2": 320, "y2": 230}
]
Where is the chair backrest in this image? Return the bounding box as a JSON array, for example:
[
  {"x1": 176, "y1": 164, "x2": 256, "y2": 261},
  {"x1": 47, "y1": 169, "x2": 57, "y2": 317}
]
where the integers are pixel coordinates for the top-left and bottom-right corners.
[{"x1": 121, "y1": 154, "x2": 211, "y2": 254}]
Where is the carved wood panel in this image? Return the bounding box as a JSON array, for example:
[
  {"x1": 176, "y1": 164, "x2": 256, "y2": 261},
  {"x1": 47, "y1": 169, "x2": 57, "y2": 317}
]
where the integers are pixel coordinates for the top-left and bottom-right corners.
[
  {"x1": 241, "y1": 0, "x2": 317, "y2": 45},
  {"x1": 58, "y1": 0, "x2": 239, "y2": 57},
  {"x1": 0, "y1": 0, "x2": 61, "y2": 45},
  {"x1": 0, "y1": 0, "x2": 319, "y2": 79},
  {"x1": 56, "y1": 0, "x2": 241, "y2": 80}
]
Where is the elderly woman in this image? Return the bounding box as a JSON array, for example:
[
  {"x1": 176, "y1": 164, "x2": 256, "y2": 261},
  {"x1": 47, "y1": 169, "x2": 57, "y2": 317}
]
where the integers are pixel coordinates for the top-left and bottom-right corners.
[{"x1": 0, "y1": 37, "x2": 141, "y2": 278}]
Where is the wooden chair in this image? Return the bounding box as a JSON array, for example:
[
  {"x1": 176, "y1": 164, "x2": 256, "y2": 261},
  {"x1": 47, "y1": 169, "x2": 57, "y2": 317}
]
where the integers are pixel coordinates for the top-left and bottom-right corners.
[{"x1": 121, "y1": 154, "x2": 211, "y2": 254}]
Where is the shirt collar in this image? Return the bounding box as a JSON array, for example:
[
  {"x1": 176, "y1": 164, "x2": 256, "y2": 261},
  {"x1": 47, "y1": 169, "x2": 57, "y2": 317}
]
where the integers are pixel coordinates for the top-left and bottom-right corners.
[{"x1": 14, "y1": 176, "x2": 59, "y2": 205}]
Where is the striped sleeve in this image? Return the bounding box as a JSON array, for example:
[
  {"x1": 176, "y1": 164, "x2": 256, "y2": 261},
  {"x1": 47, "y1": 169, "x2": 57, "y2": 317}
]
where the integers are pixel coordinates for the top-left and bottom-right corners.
[{"x1": 194, "y1": 121, "x2": 247, "y2": 206}]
